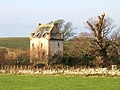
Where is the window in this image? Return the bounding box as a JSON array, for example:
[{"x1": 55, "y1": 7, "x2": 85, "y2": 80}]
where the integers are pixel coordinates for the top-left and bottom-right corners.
[
  {"x1": 58, "y1": 42, "x2": 60, "y2": 48},
  {"x1": 32, "y1": 43, "x2": 34, "y2": 47},
  {"x1": 41, "y1": 43, "x2": 43, "y2": 48},
  {"x1": 36, "y1": 32, "x2": 40, "y2": 38},
  {"x1": 32, "y1": 43, "x2": 35, "y2": 50}
]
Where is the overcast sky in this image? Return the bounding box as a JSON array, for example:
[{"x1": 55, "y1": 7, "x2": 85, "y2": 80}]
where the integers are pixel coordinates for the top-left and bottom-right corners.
[{"x1": 0, "y1": 0, "x2": 120, "y2": 37}]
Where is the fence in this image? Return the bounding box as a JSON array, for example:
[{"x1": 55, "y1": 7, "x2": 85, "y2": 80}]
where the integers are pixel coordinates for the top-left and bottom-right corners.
[{"x1": 0, "y1": 65, "x2": 120, "y2": 76}]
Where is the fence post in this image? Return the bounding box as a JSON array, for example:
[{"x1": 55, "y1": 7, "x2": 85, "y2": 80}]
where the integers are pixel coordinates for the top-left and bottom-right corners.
[{"x1": 67, "y1": 66, "x2": 68, "y2": 71}]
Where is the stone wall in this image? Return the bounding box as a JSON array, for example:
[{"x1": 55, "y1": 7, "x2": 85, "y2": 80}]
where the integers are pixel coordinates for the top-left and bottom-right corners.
[
  {"x1": 0, "y1": 65, "x2": 120, "y2": 76},
  {"x1": 49, "y1": 40, "x2": 63, "y2": 56},
  {"x1": 30, "y1": 38, "x2": 49, "y2": 64}
]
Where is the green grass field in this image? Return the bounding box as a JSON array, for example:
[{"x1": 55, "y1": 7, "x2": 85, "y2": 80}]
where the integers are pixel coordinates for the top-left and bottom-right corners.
[
  {"x1": 0, "y1": 74, "x2": 120, "y2": 90},
  {"x1": 0, "y1": 37, "x2": 68, "y2": 50},
  {"x1": 0, "y1": 37, "x2": 29, "y2": 50}
]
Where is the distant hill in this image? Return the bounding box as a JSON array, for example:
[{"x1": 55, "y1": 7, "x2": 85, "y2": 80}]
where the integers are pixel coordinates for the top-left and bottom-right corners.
[{"x1": 0, "y1": 37, "x2": 30, "y2": 50}]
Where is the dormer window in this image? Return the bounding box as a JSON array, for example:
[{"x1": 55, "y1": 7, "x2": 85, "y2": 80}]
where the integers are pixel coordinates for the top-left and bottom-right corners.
[
  {"x1": 42, "y1": 31, "x2": 49, "y2": 38},
  {"x1": 36, "y1": 32, "x2": 40, "y2": 38},
  {"x1": 42, "y1": 33, "x2": 46, "y2": 37}
]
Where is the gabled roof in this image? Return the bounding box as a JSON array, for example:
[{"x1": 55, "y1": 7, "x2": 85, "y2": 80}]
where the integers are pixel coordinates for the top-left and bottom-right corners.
[{"x1": 33, "y1": 23, "x2": 54, "y2": 38}]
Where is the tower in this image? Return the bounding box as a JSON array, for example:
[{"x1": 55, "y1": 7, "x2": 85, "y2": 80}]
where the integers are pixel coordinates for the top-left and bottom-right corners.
[{"x1": 30, "y1": 22, "x2": 63, "y2": 65}]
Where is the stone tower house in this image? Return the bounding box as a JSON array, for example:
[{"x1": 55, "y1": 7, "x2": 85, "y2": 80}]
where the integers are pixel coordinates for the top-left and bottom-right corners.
[{"x1": 30, "y1": 22, "x2": 63, "y2": 65}]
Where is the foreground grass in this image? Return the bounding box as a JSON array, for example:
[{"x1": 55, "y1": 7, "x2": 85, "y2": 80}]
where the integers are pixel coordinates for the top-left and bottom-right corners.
[
  {"x1": 0, "y1": 74, "x2": 120, "y2": 90},
  {"x1": 0, "y1": 37, "x2": 29, "y2": 49}
]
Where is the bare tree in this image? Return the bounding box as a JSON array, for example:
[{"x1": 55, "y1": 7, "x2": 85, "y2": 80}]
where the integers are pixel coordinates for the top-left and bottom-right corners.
[
  {"x1": 54, "y1": 19, "x2": 76, "y2": 40},
  {"x1": 86, "y1": 13, "x2": 116, "y2": 67},
  {"x1": 111, "y1": 29, "x2": 120, "y2": 54}
]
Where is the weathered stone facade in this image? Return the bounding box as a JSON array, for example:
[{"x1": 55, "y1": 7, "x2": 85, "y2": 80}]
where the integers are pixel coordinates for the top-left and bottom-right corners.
[{"x1": 30, "y1": 22, "x2": 63, "y2": 65}]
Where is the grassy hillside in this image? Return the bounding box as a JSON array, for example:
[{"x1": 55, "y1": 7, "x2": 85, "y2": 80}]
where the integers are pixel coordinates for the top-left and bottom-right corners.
[
  {"x1": 0, "y1": 37, "x2": 69, "y2": 50},
  {"x1": 0, "y1": 74, "x2": 120, "y2": 90},
  {"x1": 0, "y1": 37, "x2": 29, "y2": 50}
]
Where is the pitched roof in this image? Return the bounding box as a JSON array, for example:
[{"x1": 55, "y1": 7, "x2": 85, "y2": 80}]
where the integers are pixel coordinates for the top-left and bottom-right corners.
[{"x1": 33, "y1": 23, "x2": 54, "y2": 38}]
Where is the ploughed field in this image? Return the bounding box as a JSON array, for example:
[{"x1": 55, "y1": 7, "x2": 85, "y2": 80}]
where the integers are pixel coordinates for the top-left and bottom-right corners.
[
  {"x1": 0, "y1": 37, "x2": 30, "y2": 49},
  {"x1": 0, "y1": 74, "x2": 120, "y2": 90}
]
